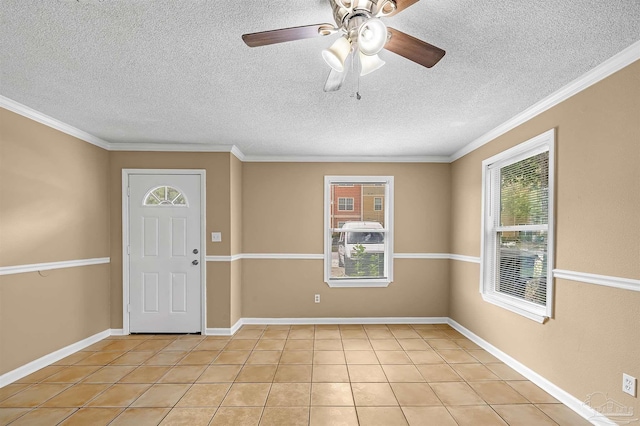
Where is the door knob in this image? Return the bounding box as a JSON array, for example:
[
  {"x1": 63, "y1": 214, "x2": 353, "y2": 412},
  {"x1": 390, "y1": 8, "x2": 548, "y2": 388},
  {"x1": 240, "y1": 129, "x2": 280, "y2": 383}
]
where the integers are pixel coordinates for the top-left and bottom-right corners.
[
  {"x1": 193, "y1": 249, "x2": 199, "y2": 254},
  {"x1": 192, "y1": 260, "x2": 199, "y2": 265}
]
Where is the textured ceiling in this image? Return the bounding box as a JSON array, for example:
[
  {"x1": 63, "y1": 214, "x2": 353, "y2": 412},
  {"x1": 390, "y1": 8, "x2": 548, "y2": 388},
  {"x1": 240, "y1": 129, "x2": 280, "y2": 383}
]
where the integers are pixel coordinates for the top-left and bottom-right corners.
[{"x1": 1, "y1": 0, "x2": 639, "y2": 158}]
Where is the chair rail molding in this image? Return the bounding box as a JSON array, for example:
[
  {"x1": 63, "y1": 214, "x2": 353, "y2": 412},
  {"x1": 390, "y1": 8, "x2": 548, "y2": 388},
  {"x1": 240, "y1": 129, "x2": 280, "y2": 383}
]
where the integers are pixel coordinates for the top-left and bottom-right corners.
[
  {"x1": 0, "y1": 257, "x2": 110, "y2": 276},
  {"x1": 553, "y1": 269, "x2": 640, "y2": 292}
]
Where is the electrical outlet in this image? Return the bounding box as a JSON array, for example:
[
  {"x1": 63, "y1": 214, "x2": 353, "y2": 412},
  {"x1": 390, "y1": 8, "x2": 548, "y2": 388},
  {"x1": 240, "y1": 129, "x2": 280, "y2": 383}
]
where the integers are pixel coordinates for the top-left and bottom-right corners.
[
  {"x1": 314, "y1": 294, "x2": 320, "y2": 303},
  {"x1": 623, "y1": 374, "x2": 636, "y2": 397},
  {"x1": 211, "y1": 232, "x2": 222, "y2": 242}
]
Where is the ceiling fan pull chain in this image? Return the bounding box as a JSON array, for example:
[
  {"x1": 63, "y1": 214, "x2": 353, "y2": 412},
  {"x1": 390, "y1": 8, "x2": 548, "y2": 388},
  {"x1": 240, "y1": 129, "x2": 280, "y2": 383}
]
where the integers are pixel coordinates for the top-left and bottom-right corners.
[
  {"x1": 352, "y1": 47, "x2": 362, "y2": 100},
  {"x1": 355, "y1": 56, "x2": 361, "y2": 100}
]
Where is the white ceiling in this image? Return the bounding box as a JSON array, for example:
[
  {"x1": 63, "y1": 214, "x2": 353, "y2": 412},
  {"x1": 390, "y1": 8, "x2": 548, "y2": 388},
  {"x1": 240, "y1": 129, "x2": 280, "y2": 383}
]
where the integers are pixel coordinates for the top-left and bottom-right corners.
[{"x1": 1, "y1": 0, "x2": 639, "y2": 159}]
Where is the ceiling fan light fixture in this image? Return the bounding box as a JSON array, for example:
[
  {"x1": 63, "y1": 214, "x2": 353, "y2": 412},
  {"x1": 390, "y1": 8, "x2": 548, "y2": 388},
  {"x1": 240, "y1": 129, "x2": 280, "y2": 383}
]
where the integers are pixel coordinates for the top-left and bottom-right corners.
[
  {"x1": 357, "y1": 17, "x2": 387, "y2": 55},
  {"x1": 359, "y1": 51, "x2": 385, "y2": 76},
  {"x1": 322, "y1": 36, "x2": 351, "y2": 72}
]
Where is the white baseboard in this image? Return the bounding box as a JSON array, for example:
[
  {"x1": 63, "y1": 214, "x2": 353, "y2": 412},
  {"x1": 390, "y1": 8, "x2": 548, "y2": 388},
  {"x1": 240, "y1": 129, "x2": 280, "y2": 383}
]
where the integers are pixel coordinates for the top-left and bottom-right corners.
[
  {"x1": 109, "y1": 329, "x2": 125, "y2": 336},
  {"x1": 206, "y1": 319, "x2": 243, "y2": 336},
  {"x1": 241, "y1": 317, "x2": 449, "y2": 325},
  {"x1": 447, "y1": 319, "x2": 617, "y2": 426},
  {"x1": 0, "y1": 329, "x2": 112, "y2": 388},
  {"x1": 204, "y1": 317, "x2": 448, "y2": 335}
]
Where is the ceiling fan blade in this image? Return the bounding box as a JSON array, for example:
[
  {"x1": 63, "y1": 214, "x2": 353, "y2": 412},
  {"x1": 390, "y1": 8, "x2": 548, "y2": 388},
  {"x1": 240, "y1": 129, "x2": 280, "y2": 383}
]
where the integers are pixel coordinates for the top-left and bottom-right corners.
[
  {"x1": 385, "y1": 27, "x2": 446, "y2": 68},
  {"x1": 387, "y1": 0, "x2": 419, "y2": 16},
  {"x1": 324, "y1": 68, "x2": 346, "y2": 92},
  {"x1": 323, "y1": 53, "x2": 352, "y2": 92},
  {"x1": 242, "y1": 24, "x2": 336, "y2": 47}
]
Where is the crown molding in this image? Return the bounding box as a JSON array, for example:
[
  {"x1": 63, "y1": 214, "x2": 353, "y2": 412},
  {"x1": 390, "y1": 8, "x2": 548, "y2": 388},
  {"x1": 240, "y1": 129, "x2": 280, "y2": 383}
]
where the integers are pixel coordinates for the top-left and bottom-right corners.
[
  {"x1": 111, "y1": 142, "x2": 246, "y2": 162},
  {"x1": 449, "y1": 40, "x2": 640, "y2": 162},
  {"x1": 230, "y1": 145, "x2": 246, "y2": 161},
  {"x1": 0, "y1": 95, "x2": 111, "y2": 150},
  {"x1": 0, "y1": 95, "x2": 247, "y2": 158},
  {"x1": 3, "y1": 40, "x2": 638, "y2": 163},
  {"x1": 109, "y1": 142, "x2": 241, "y2": 154},
  {"x1": 241, "y1": 155, "x2": 450, "y2": 163}
]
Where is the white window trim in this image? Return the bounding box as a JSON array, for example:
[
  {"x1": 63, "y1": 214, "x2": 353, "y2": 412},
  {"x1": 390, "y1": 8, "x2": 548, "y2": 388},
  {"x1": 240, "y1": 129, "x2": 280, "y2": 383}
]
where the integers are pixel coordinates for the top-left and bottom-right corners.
[
  {"x1": 324, "y1": 176, "x2": 394, "y2": 288},
  {"x1": 480, "y1": 128, "x2": 555, "y2": 323},
  {"x1": 337, "y1": 197, "x2": 354, "y2": 211}
]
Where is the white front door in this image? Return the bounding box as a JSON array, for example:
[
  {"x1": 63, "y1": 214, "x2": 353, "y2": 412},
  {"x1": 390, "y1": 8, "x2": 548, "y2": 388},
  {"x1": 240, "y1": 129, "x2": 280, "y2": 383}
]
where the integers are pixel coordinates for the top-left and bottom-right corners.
[{"x1": 128, "y1": 173, "x2": 202, "y2": 333}]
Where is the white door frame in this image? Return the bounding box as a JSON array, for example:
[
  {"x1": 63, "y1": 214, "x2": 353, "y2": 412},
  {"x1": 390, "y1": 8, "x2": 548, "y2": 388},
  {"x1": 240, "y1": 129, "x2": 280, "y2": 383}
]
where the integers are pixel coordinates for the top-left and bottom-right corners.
[{"x1": 122, "y1": 169, "x2": 206, "y2": 335}]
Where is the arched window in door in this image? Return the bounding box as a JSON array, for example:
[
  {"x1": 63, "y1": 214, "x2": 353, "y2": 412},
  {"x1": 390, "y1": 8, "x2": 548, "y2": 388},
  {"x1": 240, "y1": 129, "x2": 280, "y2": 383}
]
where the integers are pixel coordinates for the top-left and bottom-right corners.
[{"x1": 143, "y1": 186, "x2": 187, "y2": 206}]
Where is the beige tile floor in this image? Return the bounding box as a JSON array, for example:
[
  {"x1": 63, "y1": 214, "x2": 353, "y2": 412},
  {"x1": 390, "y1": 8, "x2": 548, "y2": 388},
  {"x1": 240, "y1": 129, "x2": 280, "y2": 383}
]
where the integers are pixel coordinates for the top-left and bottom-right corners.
[{"x1": 0, "y1": 324, "x2": 592, "y2": 425}]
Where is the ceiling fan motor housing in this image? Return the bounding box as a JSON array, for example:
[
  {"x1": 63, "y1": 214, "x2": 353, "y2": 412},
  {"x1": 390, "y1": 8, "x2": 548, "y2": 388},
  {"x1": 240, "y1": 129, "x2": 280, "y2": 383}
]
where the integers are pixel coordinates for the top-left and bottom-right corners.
[
  {"x1": 331, "y1": 0, "x2": 395, "y2": 31},
  {"x1": 331, "y1": 0, "x2": 394, "y2": 55}
]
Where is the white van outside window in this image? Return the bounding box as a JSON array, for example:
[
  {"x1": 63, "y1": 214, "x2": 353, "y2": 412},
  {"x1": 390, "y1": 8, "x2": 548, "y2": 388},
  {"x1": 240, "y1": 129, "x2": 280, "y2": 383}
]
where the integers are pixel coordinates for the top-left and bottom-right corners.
[{"x1": 338, "y1": 221, "x2": 385, "y2": 277}]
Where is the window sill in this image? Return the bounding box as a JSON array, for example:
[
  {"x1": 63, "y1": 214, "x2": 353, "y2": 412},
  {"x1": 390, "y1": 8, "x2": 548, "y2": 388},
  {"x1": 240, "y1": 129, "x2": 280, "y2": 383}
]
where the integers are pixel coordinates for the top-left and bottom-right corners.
[
  {"x1": 326, "y1": 279, "x2": 391, "y2": 288},
  {"x1": 481, "y1": 293, "x2": 548, "y2": 323}
]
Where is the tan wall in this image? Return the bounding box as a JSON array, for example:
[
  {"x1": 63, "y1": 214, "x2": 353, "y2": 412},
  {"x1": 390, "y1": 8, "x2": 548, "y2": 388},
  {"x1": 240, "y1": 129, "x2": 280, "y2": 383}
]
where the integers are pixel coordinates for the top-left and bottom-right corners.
[
  {"x1": 0, "y1": 109, "x2": 110, "y2": 266},
  {"x1": 0, "y1": 265, "x2": 111, "y2": 374},
  {"x1": 243, "y1": 259, "x2": 450, "y2": 318},
  {"x1": 108, "y1": 151, "x2": 235, "y2": 329},
  {"x1": 230, "y1": 260, "x2": 242, "y2": 326},
  {"x1": 230, "y1": 156, "x2": 243, "y2": 324},
  {"x1": 230, "y1": 155, "x2": 243, "y2": 256},
  {"x1": 241, "y1": 163, "x2": 451, "y2": 318},
  {"x1": 0, "y1": 108, "x2": 111, "y2": 374},
  {"x1": 450, "y1": 61, "x2": 640, "y2": 414},
  {"x1": 206, "y1": 262, "x2": 232, "y2": 328}
]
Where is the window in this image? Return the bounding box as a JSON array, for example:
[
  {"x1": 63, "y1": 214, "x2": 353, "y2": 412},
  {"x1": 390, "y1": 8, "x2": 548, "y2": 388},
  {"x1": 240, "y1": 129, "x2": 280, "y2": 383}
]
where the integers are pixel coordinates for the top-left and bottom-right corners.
[
  {"x1": 325, "y1": 176, "x2": 394, "y2": 287},
  {"x1": 144, "y1": 186, "x2": 187, "y2": 206},
  {"x1": 338, "y1": 197, "x2": 354, "y2": 211},
  {"x1": 481, "y1": 129, "x2": 555, "y2": 323}
]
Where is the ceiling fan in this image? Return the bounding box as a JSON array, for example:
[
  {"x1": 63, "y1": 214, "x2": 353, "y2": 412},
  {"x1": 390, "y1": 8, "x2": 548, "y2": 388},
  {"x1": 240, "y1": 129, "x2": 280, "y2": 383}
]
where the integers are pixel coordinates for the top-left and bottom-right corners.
[{"x1": 241, "y1": 0, "x2": 446, "y2": 92}]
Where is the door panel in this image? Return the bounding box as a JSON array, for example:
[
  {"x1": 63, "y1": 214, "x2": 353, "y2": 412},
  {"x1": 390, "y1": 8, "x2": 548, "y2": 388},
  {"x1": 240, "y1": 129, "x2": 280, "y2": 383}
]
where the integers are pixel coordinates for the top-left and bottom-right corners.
[
  {"x1": 143, "y1": 273, "x2": 160, "y2": 313},
  {"x1": 129, "y1": 174, "x2": 202, "y2": 333},
  {"x1": 171, "y1": 273, "x2": 188, "y2": 313},
  {"x1": 143, "y1": 217, "x2": 159, "y2": 257},
  {"x1": 171, "y1": 218, "x2": 187, "y2": 257}
]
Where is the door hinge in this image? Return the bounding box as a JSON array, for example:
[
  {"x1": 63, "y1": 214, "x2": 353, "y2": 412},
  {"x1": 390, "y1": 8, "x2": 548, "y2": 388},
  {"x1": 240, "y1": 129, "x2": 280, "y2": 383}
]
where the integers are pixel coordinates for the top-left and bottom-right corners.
[
  {"x1": 127, "y1": 245, "x2": 130, "y2": 255},
  {"x1": 127, "y1": 186, "x2": 130, "y2": 196},
  {"x1": 127, "y1": 304, "x2": 131, "y2": 313}
]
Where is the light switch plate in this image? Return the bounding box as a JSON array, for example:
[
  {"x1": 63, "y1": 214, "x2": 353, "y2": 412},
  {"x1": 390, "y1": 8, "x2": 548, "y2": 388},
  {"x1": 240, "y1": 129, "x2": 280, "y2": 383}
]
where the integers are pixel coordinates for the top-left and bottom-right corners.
[{"x1": 211, "y1": 232, "x2": 222, "y2": 242}]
